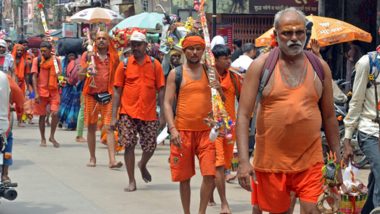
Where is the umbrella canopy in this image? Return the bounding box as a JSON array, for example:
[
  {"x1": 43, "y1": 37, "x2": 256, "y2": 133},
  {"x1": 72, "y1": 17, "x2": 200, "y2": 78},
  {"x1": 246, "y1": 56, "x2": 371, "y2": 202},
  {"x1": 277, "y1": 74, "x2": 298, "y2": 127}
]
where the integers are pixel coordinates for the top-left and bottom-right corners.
[
  {"x1": 111, "y1": 12, "x2": 164, "y2": 32},
  {"x1": 70, "y1": 7, "x2": 123, "y2": 24},
  {"x1": 255, "y1": 15, "x2": 372, "y2": 47}
]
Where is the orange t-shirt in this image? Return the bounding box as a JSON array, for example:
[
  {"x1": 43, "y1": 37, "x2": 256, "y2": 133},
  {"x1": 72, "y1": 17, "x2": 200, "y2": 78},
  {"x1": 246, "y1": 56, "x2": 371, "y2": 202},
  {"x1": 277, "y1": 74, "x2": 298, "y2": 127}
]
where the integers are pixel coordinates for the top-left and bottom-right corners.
[
  {"x1": 175, "y1": 67, "x2": 212, "y2": 131},
  {"x1": 114, "y1": 55, "x2": 165, "y2": 121},
  {"x1": 31, "y1": 57, "x2": 61, "y2": 97},
  {"x1": 80, "y1": 52, "x2": 110, "y2": 95},
  {"x1": 253, "y1": 61, "x2": 323, "y2": 173}
]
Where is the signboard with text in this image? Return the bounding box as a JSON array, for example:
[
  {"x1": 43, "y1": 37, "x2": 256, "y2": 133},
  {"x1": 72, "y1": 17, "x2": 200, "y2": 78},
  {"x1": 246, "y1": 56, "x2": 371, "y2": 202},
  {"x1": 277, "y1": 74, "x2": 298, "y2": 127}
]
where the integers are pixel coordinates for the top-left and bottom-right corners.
[
  {"x1": 249, "y1": 0, "x2": 318, "y2": 15},
  {"x1": 172, "y1": 0, "x2": 318, "y2": 15}
]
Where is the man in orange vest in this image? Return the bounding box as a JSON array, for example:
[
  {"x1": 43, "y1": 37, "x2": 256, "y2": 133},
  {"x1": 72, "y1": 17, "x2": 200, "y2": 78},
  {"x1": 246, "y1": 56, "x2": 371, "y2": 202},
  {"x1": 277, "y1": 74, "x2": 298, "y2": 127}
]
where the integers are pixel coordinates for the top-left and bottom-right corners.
[
  {"x1": 236, "y1": 7, "x2": 342, "y2": 213},
  {"x1": 163, "y1": 33, "x2": 220, "y2": 214}
]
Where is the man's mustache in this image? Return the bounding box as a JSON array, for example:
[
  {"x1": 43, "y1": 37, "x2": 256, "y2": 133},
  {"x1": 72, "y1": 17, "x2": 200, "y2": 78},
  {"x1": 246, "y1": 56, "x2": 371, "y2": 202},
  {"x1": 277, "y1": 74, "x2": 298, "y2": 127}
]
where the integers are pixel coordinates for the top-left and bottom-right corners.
[{"x1": 287, "y1": 40, "x2": 303, "y2": 47}]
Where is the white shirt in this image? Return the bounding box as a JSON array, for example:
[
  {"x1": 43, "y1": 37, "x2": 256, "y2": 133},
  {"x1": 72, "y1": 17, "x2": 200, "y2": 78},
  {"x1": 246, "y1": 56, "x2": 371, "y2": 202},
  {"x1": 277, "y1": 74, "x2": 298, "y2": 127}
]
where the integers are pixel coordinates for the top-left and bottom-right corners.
[
  {"x1": 0, "y1": 53, "x2": 14, "y2": 75},
  {"x1": 231, "y1": 54, "x2": 253, "y2": 73},
  {"x1": 344, "y1": 53, "x2": 380, "y2": 139},
  {"x1": 0, "y1": 72, "x2": 10, "y2": 134}
]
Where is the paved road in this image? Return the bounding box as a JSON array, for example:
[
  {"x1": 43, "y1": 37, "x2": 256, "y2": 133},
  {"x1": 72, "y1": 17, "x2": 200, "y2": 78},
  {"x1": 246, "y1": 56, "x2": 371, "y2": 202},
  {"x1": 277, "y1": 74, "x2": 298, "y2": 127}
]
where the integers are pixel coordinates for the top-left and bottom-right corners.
[{"x1": 0, "y1": 122, "x2": 370, "y2": 214}]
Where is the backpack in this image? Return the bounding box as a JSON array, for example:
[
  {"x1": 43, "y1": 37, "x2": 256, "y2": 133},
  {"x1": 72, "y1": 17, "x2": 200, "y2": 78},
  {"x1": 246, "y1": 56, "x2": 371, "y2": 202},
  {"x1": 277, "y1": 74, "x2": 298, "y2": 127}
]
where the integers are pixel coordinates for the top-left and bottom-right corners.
[
  {"x1": 351, "y1": 51, "x2": 380, "y2": 90},
  {"x1": 250, "y1": 47, "x2": 325, "y2": 134}
]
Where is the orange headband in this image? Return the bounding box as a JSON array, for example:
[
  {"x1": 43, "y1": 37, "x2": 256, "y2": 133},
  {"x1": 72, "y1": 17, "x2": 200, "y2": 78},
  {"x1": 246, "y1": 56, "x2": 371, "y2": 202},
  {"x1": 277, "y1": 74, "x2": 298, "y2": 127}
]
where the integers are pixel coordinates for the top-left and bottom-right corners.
[{"x1": 182, "y1": 36, "x2": 205, "y2": 50}]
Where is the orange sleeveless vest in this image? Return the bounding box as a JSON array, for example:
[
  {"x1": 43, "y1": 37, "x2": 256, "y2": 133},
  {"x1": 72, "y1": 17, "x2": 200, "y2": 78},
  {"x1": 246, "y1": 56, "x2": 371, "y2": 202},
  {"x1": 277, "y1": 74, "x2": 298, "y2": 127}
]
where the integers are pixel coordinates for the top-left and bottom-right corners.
[
  {"x1": 253, "y1": 61, "x2": 323, "y2": 173},
  {"x1": 175, "y1": 67, "x2": 212, "y2": 131}
]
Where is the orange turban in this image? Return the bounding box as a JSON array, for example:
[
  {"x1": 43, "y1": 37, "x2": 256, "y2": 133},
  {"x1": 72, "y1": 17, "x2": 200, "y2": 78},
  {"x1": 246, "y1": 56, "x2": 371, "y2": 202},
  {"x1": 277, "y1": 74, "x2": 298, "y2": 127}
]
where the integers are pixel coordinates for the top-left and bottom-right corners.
[{"x1": 182, "y1": 36, "x2": 205, "y2": 50}]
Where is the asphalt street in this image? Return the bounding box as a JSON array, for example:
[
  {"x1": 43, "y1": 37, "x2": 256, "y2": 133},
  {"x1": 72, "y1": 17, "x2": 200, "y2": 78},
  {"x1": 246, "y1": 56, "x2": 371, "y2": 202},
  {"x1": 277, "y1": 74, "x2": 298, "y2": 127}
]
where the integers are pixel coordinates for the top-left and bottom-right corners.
[{"x1": 0, "y1": 121, "x2": 370, "y2": 214}]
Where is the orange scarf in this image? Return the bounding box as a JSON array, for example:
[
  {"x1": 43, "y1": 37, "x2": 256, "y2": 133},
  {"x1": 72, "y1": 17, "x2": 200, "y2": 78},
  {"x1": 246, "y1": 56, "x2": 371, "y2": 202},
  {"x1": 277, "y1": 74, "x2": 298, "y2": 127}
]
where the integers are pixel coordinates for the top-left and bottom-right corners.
[
  {"x1": 11, "y1": 44, "x2": 26, "y2": 81},
  {"x1": 83, "y1": 40, "x2": 120, "y2": 95},
  {"x1": 40, "y1": 56, "x2": 59, "y2": 90}
]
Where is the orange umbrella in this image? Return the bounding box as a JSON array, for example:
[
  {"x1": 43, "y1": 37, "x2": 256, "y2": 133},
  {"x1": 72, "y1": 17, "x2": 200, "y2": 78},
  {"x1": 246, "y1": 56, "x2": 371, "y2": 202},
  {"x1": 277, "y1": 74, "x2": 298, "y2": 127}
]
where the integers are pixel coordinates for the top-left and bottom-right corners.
[{"x1": 255, "y1": 15, "x2": 372, "y2": 47}]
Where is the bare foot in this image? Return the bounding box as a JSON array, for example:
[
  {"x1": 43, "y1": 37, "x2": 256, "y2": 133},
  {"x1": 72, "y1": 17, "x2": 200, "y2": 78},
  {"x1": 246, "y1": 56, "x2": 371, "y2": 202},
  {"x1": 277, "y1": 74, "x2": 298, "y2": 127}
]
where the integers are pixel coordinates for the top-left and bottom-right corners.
[
  {"x1": 17, "y1": 122, "x2": 25, "y2": 127},
  {"x1": 124, "y1": 180, "x2": 137, "y2": 192},
  {"x1": 225, "y1": 174, "x2": 236, "y2": 183},
  {"x1": 208, "y1": 201, "x2": 217, "y2": 206},
  {"x1": 76, "y1": 136, "x2": 87, "y2": 143},
  {"x1": 49, "y1": 138, "x2": 60, "y2": 148},
  {"x1": 86, "y1": 158, "x2": 96, "y2": 167},
  {"x1": 220, "y1": 203, "x2": 232, "y2": 214},
  {"x1": 109, "y1": 161, "x2": 123, "y2": 169},
  {"x1": 40, "y1": 139, "x2": 47, "y2": 147},
  {"x1": 1, "y1": 175, "x2": 11, "y2": 183},
  {"x1": 138, "y1": 161, "x2": 151, "y2": 183}
]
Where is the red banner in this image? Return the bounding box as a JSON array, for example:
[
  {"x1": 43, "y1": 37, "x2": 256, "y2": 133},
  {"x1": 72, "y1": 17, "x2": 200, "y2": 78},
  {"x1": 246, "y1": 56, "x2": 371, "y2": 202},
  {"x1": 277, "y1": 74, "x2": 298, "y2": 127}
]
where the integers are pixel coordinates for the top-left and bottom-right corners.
[{"x1": 216, "y1": 25, "x2": 233, "y2": 50}]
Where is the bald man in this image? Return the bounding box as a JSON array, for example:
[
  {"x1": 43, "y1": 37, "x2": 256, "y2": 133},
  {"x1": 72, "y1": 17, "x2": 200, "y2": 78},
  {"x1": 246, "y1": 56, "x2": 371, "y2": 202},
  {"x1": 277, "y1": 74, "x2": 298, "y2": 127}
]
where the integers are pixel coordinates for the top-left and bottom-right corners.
[{"x1": 79, "y1": 31, "x2": 122, "y2": 169}]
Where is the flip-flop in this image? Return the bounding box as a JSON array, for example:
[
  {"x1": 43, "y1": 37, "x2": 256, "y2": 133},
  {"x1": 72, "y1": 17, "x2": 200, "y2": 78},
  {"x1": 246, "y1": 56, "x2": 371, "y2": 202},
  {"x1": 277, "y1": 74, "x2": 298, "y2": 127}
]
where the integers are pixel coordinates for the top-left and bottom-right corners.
[{"x1": 109, "y1": 161, "x2": 123, "y2": 169}]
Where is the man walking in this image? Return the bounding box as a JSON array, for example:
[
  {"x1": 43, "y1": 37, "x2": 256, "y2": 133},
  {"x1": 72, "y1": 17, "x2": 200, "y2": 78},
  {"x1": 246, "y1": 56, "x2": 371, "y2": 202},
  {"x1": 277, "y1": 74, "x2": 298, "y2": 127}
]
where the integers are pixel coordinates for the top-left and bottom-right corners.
[
  {"x1": 236, "y1": 8, "x2": 341, "y2": 213},
  {"x1": 210, "y1": 44, "x2": 242, "y2": 214},
  {"x1": 0, "y1": 72, "x2": 24, "y2": 182},
  {"x1": 163, "y1": 34, "x2": 217, "y2": 214},
  {"x1": 112, "y1": 31, "x2": 165, "y2": 191},
  {"x1": 11, "y1": 44, "x2": 27, "y2": 127},
  {"x1": 31, "y1": 41, "x2": 61, "y2": 148},
  {"x1": 231, "y1": 43, "x2": 256, "y2": 73},
  {"x1": 343, "y1": 46, "x2": 380, "y2": 211},
  {"x1": 79, "y1": 31, "x2": 122, "y2": 168}
]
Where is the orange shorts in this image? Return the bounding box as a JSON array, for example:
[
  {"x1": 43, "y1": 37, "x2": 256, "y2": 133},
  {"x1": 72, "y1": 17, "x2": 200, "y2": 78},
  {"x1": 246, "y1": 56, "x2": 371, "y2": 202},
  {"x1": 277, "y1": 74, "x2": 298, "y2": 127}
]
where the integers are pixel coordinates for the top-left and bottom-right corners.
[
  {"x1": 170, "y1": 130, "x2": 216, "y2": 182},
  {"x1": 251, "y1": 162, "x2": 324, "y2": 213},
  {"x1": 215, "y1": 137, "x2": 234, "y2": 169},
  {"x1": 33, "y1": 92, "x2": 60, "y2": 115},
  {"x1": 84, "y1": 95, "x2": 112, "y2": 126}
]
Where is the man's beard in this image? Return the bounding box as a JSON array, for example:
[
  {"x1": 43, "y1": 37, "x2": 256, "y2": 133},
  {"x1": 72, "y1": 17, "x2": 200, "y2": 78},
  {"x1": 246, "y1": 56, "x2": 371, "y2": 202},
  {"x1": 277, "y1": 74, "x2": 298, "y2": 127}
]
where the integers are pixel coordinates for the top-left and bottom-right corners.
[{"x1": 277, "y1": 36, "x2": 305, "y2": 56}]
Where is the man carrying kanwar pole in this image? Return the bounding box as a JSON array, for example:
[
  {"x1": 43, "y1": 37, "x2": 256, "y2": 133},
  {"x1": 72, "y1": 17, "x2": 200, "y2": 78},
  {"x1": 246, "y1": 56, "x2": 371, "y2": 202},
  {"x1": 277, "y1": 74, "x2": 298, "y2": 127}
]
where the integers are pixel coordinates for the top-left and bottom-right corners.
[
  {"x1": 11, "y1": 44, "x2": 28, "y2": 127},
  {"x1": 163, "y1": 33, "x2": 219, "y2": 214},
  {"x1": 79, "y1": 31, "x2": 122, "y2": 169},
  {"x1": 235, "y1": 7, "x2": 342, "y2": 213},
  {"x1": 31, "y1": 41, "x2": 61, "y2": 148},
  {"x1": 112, "y1": 30, "x2": 165, "y2": 192}
]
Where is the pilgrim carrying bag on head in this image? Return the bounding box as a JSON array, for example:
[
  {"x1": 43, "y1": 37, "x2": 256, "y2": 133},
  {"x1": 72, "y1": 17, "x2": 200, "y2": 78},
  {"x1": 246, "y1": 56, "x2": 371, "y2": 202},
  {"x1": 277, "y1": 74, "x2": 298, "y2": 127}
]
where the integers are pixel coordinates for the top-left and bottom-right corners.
[
  {"x1": 57, "y1": 38, "x2": 85, "y2": 56},
  {"x1": 93, "y1": 92, "x2": 112, "y2": 104}
]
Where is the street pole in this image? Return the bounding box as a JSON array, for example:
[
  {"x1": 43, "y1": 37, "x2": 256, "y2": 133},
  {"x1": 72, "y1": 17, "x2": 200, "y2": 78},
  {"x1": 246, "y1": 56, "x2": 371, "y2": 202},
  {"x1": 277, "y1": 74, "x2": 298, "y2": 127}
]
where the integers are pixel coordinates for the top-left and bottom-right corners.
[
  {"x1": 318, "y1": 0, "x2": 325, "y2": 16},
  {"x1": 212, "y1": 0, "x2": 216, "y2": 37},
  {"x1": 20, "y1": 1, "x2": 24, "y2": 39},
  {"x1": 0, "y1": 0, "x2": 3, "y2": 30}
]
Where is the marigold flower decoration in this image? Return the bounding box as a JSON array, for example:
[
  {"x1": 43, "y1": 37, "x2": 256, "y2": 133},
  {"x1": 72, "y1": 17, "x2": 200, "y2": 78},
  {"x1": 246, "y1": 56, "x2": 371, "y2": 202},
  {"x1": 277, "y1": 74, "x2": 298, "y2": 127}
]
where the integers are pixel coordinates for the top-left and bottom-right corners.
[
  {"x1": 112, "y1": 28, "x2": 147, "y2": 50},
  {"x1": 37, "y1": 0, "x2": 44, "y2": 9},
  {"x1": 270, "y1": 32, "x2": 278, "y2": 47}
]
